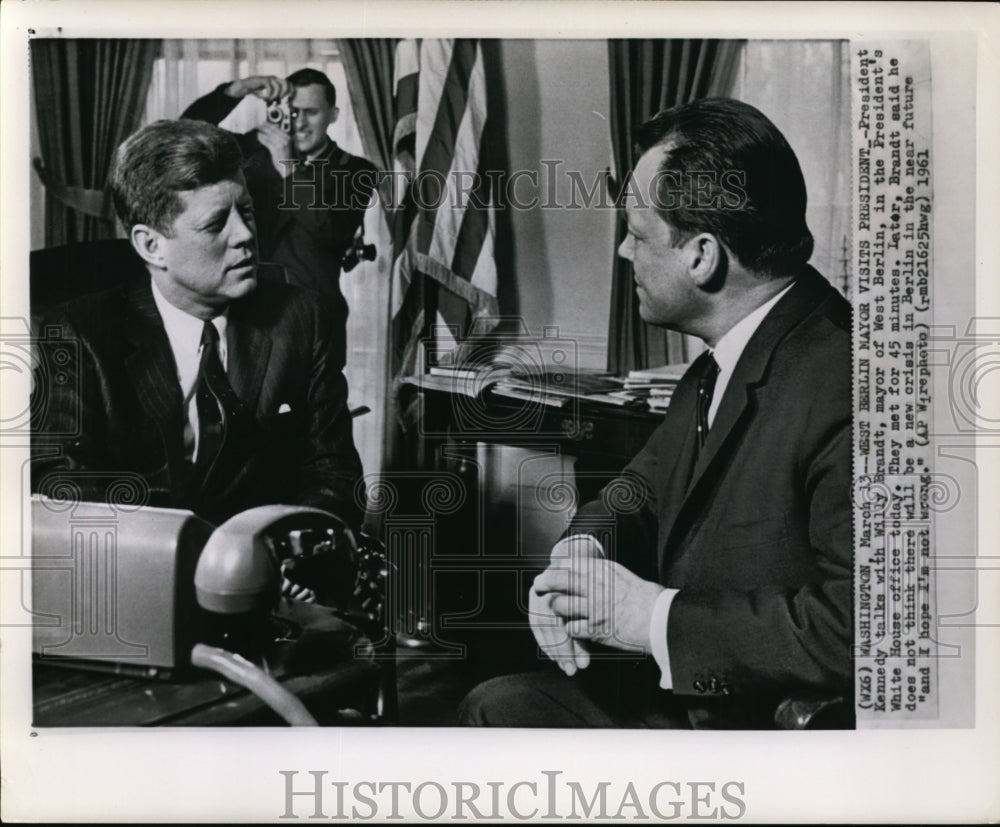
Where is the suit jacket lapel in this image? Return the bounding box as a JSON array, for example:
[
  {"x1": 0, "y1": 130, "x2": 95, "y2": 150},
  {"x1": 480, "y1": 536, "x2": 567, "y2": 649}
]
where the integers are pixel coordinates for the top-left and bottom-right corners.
[
  {"x1": 194, "y1": 294, "x2": 271, "y2": 495},
  {"x1": 226, "y1": 294, "x2": 271, "y2": 414},
  {"x1": 122, "y1": 278, "x2": 187, "y2": 485},
  {"x1": 659, "y1": 267, "x2": 835, "y2": 570},
  {"x1": 654, "y1": 353, "x2": 709, "y2": 548}
]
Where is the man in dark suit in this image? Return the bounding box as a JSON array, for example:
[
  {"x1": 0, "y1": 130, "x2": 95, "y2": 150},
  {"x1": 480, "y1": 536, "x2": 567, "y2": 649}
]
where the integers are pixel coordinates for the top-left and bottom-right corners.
[
  {"x1": 182, "y1": 69, "x2": 377, "y2": 360},
  {"x1": 31, "y1": 119, "x2": 364, "y2": 530},
  {"x1": 461, "y1": 99, "x2": 853, "y2": 729}
]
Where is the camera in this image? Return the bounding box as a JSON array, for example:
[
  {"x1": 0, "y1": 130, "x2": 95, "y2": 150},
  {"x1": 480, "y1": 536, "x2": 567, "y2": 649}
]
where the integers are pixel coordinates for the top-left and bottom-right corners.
[
  {"x1": 265, "y1": 98, "x2": 291, "y2": 133},
  {"x1": 342, "y1": 233, "x2": 377, "y2": 272}
]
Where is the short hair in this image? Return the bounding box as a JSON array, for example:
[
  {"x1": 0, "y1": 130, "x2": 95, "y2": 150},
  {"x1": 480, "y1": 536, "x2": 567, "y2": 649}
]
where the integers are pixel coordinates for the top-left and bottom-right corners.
[
  {"x1": 286, "y1": 68, "x2": 337, "y2": 107},
  {"x1": 109, "y1": 119, "x2": 244, "y2": 234},
  {"x1": 635, "y1": 98, "x2": 814, "y2": 276}
]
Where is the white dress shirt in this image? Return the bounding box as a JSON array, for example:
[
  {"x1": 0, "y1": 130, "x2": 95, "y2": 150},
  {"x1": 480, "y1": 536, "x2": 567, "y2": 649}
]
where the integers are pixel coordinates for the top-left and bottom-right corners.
[{"x1": 150, "y1": 280, "x2": 228, "y2": 463}]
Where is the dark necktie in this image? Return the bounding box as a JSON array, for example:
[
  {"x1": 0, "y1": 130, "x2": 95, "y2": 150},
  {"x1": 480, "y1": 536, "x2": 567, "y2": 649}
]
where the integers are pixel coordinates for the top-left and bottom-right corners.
[
  {"x1": 696, "y1": 353, "x2": 720, "y2": 449},
  {"x1": 194, "y1": 320, "x2": 239, "y2": 476}
]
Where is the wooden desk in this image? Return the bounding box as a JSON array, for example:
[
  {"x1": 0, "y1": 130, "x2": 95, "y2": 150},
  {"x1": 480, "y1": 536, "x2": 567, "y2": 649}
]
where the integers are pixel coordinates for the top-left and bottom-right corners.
[
  {"x1": 402, "y1": 380, "x2": 664, "y2": 500},
  {"x1": 385, "y1": 380, "x2": 665, "y2": 657},
  {"x1": 32, "y1": 601, "x2": 386, "y2": 727},
  {"x1": 33, "y1": 658, "x2": 380, "y2": 727}
]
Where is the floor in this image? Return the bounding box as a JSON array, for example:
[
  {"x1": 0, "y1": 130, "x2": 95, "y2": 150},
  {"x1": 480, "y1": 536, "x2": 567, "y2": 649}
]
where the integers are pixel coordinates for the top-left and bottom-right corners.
[
  {"x1": 395, "y1": 646, "x2": 473, "y2": 726},
  {"x1": 392, "y1": 625, "x2": 542, "y2": 726}
]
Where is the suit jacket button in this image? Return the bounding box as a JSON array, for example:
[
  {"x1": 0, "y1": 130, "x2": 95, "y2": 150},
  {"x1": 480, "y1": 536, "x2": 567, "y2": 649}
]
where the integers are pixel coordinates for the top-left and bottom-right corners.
[
  {"x1": 693, "y1": 680, "x2": 706, "y2": 693},
  {"x1": 708, "y1": 678, "x2": 720, "y2": 693}
]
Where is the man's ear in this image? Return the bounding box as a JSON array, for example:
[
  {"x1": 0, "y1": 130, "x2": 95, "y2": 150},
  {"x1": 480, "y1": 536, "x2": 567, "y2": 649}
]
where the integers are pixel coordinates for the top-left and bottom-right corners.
[
  {"x1": 684, "y1": 233, "x2": 724, "y2": 287},
  {"x1": 329, "y1": 105, "x2": 340, "y2": 126},
  {"x1": 130, "y1": 224, "x2": 166, "y2": 269}
]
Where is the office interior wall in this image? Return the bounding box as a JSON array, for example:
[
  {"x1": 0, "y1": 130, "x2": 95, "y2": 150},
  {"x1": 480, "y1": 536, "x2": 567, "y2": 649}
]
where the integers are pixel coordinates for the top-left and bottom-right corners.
[{"x1": 496, "y1": 40, "x2": 617, "y2": 371}]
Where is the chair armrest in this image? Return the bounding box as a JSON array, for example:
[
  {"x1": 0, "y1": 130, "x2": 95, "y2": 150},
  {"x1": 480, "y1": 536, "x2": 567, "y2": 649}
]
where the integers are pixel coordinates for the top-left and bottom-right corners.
[{"x1": 774, "y1": 694, "x2": 853, "y2": 729}]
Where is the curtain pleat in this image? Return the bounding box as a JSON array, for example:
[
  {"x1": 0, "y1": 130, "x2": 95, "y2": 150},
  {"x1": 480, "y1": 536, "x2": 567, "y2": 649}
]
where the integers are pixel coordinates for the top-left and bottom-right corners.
[
  {"x1": 31, "y1": 39, "x2": 160, "y2": 246},
  {"x1": 606, "y1": 39, "x2": 743, "y2": 375},
  {"x1": 337, "y1": 39, "x2": 396, "y2": 174}
]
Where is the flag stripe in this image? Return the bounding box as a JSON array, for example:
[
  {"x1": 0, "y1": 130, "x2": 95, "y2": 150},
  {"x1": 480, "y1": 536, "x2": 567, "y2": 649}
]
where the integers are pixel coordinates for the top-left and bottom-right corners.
[
  {"x1": 416, "y1": 39, "x2": 477, "y2": 254},
  {"x1": 437, "y1": 284, "x2": 470, "y2": 333},
  {"x1": 390, "y1": 37, "x2": 500, "y2": 378},
  {"x1": 450, "y1": 140, "x2": 491, "y2": 281},
  {"x1": 422, "y1": 38, "x2": 478, "y2": 176},
  {"x1": 393, "y1": 38, "x2": 420, "y2": 103},
  {"x1": 428, "y1": 43, "x2": 487, "y2": 277},
  {"x1": 470, "y1": 208, "x2": 497, "y2": 298}
]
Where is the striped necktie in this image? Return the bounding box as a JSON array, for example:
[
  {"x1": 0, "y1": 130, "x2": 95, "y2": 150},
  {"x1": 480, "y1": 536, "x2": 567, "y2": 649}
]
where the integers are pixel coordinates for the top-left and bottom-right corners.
[{"x1": 194, "y1": 320, "x2": 238, "y2": 476}]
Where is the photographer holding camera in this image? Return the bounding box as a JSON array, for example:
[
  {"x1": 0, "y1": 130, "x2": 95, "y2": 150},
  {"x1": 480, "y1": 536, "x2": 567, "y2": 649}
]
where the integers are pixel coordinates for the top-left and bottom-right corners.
[{"x1": 183, "y1": 69, "x2": 377, "y2": 367}]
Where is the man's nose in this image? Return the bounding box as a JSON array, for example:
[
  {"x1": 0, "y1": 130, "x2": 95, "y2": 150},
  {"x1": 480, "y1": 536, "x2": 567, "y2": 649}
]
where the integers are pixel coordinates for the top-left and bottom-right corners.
[
  {"x1": 617, "y1": 236, "x2": 633, "y2": 261},
  {"x1": 230, "y1": 212, "x2": 255, "y2": 246}
]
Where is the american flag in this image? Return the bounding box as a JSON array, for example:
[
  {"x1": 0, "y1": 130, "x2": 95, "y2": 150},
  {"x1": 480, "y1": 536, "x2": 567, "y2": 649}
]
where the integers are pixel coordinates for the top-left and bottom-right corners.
[{"x1": 389, "y1": 38, "x2": 499, "y2": 378}]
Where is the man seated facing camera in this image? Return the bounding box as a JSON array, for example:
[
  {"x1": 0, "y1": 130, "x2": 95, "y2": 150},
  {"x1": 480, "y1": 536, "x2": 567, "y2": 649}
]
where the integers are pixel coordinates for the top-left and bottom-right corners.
[
  {"x1": 461, "y1": 99, "x2": 853, "y2": 729},
  {"x1": 31, "y1": 120, "x2": 364, "y2": 529}
]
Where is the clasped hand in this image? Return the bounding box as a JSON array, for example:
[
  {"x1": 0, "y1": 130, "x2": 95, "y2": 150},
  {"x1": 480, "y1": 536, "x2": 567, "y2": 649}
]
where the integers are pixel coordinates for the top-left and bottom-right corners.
[{"x1": 530, "y1": 535, "x2": 664, "y2": 676}]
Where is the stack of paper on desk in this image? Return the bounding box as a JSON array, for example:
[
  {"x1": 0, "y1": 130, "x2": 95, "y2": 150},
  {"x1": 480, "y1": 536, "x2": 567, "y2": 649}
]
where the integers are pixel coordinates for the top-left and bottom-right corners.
[
  {"x1": 621, "y1": 362, "x2": 690, "y2": 411},
  {"x1": 404, "y1": 364, "x2": 689, "y2": 412}
]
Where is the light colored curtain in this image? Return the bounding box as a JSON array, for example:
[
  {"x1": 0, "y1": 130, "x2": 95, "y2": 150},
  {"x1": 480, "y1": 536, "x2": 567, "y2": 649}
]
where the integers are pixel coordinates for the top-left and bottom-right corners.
[{"x1": 732, "y1": 40, "x2": 852, "y2": 298}]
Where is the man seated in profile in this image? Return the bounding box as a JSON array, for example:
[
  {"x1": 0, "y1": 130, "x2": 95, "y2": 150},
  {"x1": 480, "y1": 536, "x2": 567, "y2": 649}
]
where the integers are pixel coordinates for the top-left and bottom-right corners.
[
  {"x1": 31, "y1": 119, "x2": 364, "y2": 530},
  {"x1": 461, "y1": 99, "x2": 853, "y2": 729}
]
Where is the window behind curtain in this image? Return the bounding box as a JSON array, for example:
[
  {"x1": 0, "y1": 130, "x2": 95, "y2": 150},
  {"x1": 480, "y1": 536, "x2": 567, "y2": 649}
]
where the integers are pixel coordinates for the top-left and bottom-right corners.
[
  {"x1": 142, "y1": 39, "x2": 364, "y2": 157},
  {"x1": 732, "y1": 40, "x2": 852, "y2": 298}
]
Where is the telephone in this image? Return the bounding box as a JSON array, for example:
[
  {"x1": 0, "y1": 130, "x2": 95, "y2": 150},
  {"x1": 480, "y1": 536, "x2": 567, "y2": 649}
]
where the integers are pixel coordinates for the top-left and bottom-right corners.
[{"x1": 31, "y1": 497, "x2": 386, "y2": 677}]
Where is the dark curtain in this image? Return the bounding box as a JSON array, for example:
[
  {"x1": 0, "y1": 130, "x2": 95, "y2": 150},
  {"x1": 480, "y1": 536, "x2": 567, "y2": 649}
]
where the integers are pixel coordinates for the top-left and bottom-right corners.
[
  {"x1": 31, "y1": 39, "x2": 159, "y2": 246},
  {"x1": 338, "y1": 38, "x2": 397, "y2": 174},
  {"x1": 606, "y1": 39, "x2": 743, "y2": 375}
]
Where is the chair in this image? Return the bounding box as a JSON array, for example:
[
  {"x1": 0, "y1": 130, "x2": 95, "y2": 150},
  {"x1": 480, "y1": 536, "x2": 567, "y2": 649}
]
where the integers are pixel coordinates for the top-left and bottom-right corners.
[
  {"x1": 30, "y1": 238, "x2": 146, "y2": 314},
  {"x1": 774, "y1": 693, "x2": 853, "y2": 730},
  {"x1": 29, "y1": 238, "x2": 287, "y2": 316}
]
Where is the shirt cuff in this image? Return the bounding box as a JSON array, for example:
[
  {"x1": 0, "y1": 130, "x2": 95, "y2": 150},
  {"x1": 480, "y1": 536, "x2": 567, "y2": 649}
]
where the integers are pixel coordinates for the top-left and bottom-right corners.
[
  {"x1": 649, "y1": 587, "x2": 680, "y2": 690},
  {"x1": 551, "y1": 534, "x2": 605, "y2": 559}
]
